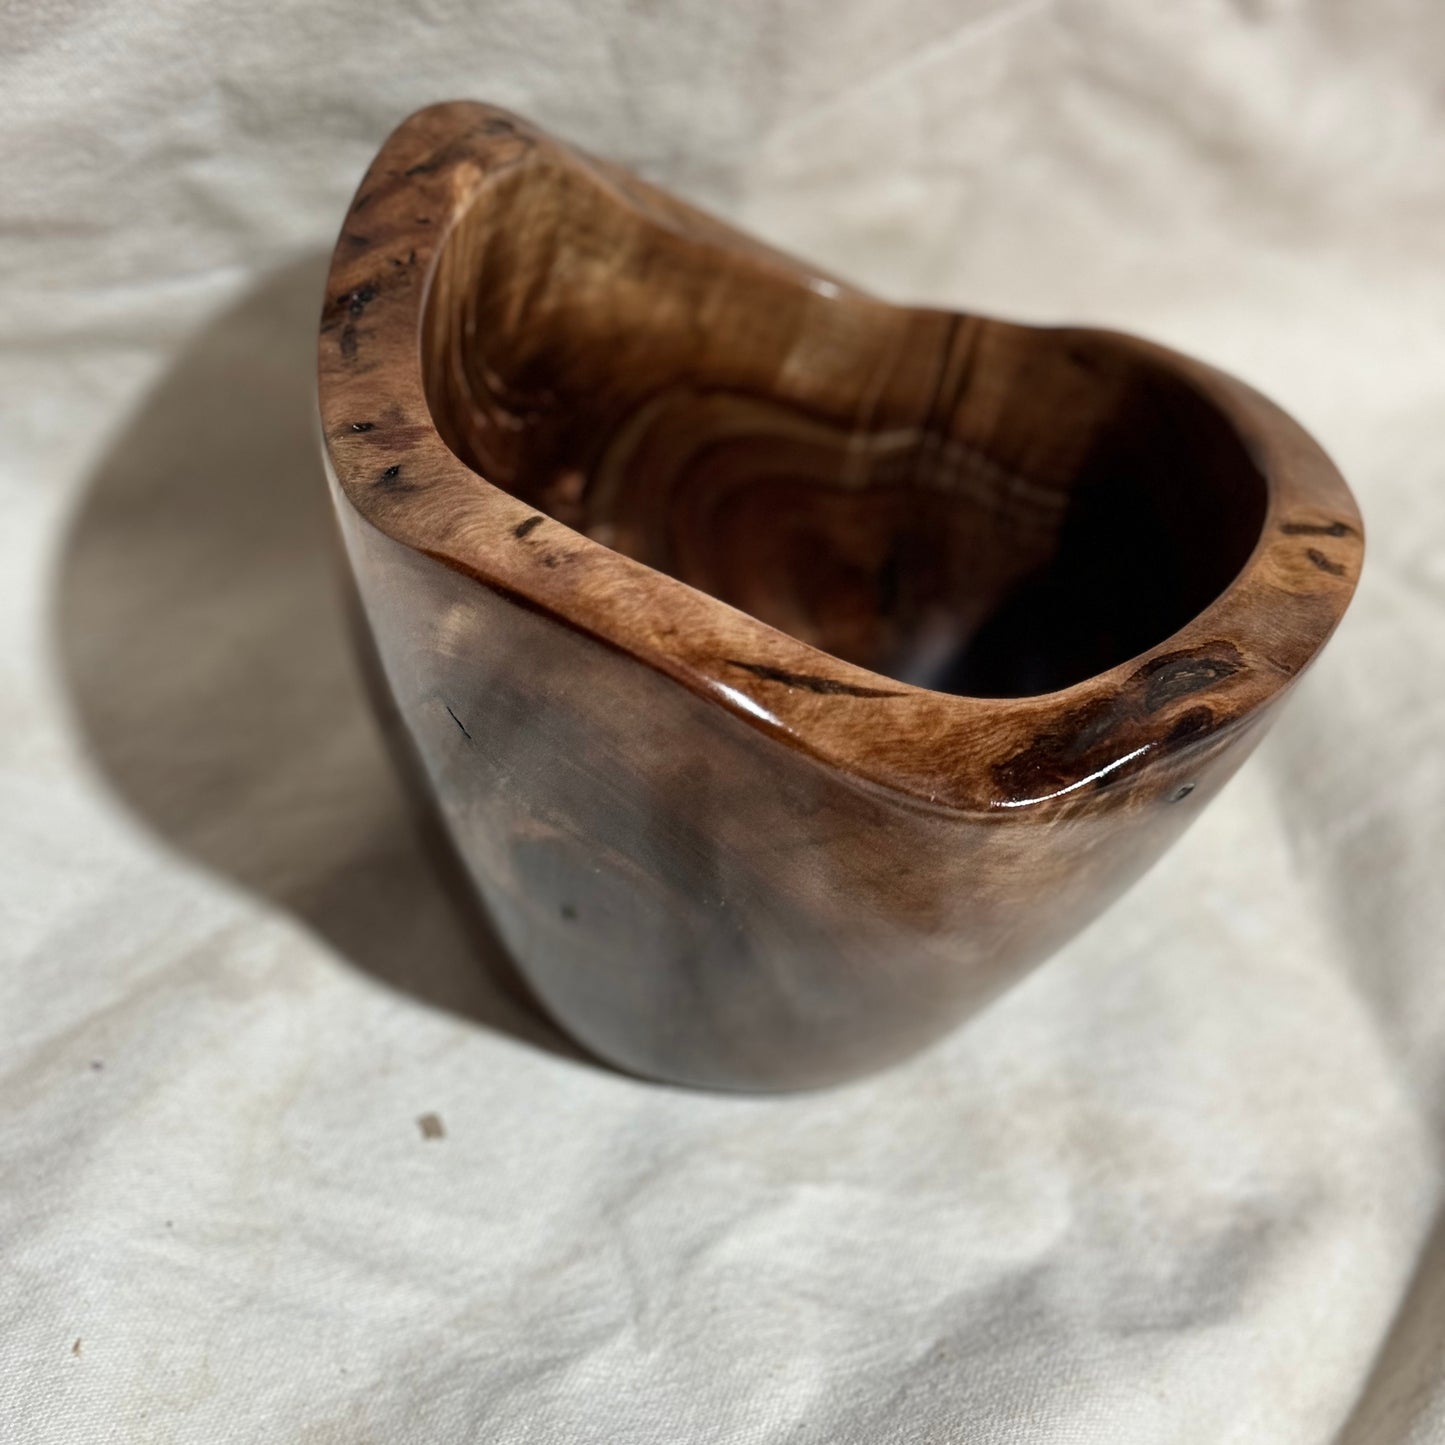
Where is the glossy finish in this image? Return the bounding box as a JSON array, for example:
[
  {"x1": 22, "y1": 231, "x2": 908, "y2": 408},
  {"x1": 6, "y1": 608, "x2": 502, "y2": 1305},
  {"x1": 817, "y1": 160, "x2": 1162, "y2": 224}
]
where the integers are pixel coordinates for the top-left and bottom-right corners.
[{"x1": 318, "y1": 102, "x2": 1362, "y2": 1090}]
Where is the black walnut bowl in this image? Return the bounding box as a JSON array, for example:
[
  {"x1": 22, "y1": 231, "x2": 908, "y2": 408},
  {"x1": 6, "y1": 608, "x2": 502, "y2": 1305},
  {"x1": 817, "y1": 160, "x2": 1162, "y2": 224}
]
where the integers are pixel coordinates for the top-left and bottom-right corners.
[{"x1": 318, "y1": 102, "x2": 1362, "y2": 1090}]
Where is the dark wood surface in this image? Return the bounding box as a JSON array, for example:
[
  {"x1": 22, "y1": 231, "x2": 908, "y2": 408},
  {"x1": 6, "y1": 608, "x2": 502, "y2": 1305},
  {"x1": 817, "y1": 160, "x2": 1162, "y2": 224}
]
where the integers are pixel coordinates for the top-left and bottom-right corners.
[{"x1": 318, "y1": 102, "x2": 1362, "y2": 1089}]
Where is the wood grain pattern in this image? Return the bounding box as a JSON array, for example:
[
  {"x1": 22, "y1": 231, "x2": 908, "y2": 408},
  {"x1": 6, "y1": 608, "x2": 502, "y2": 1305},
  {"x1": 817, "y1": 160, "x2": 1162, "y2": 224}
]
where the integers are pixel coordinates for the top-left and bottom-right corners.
[{"x1": 318, "y1": 102, "x2": 1362, "y2": 1089}]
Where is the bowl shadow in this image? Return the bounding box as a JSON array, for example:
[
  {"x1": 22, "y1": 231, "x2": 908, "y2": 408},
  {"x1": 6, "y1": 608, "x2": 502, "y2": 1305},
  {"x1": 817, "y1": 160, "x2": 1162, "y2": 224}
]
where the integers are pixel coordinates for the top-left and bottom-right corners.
[{"x1": 52, "y1": 252, "x2": 586, "y2": 1065}]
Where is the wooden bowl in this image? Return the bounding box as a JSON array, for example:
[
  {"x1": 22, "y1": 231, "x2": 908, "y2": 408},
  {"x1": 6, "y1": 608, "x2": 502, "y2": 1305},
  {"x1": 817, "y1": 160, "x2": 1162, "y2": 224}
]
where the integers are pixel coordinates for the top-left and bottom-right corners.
[{"x1": 318, "y1": 102, "x2": 1362, "y2": 1090}]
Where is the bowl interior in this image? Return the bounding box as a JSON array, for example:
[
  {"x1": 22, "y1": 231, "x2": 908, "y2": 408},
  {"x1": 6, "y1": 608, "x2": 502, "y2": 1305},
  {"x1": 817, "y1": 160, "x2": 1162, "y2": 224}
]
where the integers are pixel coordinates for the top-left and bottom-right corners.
[{"x1": 422, "y1": 156, "x2": 1268, "y2": 698}]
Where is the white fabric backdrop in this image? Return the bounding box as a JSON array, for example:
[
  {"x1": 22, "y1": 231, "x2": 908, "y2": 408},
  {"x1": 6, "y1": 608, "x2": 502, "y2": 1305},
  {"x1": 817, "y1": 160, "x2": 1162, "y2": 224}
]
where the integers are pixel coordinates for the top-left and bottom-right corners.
[{"x1": 4, "y1": 2, "x2": 1444, "y2": 1441}]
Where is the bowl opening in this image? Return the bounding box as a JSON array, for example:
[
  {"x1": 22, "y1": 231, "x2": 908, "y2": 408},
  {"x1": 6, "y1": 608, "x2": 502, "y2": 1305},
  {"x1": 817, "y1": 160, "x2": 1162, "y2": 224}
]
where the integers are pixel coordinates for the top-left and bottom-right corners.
[{"x1": 422, "y1": 158, "x2": 1268, "y2": 698}]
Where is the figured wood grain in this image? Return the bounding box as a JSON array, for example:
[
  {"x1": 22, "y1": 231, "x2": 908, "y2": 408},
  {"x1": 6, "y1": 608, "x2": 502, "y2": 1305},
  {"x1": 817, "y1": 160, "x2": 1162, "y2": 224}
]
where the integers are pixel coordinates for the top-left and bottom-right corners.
[{"x1": 318, "y1": 102, "x2": 1362, "y2": 1089}]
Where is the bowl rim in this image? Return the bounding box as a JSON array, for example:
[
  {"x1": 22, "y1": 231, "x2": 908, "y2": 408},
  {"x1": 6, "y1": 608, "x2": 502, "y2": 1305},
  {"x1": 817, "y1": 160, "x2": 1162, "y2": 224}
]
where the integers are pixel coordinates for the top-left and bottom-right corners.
[{"x1": 318, "y1": 100, "x2": 1363, "y2": 817}]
